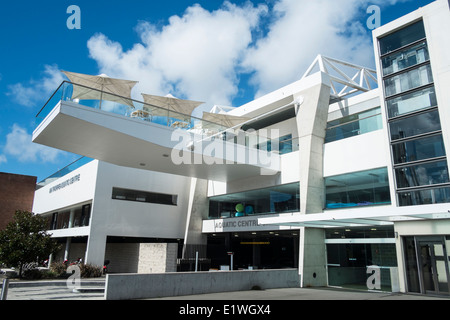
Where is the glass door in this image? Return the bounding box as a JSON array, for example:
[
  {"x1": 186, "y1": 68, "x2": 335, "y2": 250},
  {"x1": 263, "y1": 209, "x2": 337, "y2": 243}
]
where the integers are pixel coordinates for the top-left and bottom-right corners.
[{"x1": 416, "y1": 237, "x2": 450, "y2": 295}]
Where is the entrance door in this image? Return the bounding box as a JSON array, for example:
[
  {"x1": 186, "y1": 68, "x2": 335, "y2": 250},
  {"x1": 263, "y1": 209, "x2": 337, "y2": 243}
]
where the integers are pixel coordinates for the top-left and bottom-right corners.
[{"x1": 416, "y1": 238, "x2": 450, "y2": 295}]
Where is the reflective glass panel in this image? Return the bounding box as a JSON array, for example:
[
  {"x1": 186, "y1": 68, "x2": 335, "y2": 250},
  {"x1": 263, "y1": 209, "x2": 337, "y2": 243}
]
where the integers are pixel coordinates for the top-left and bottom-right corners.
[
  {"x1": 389, "y1": 109, "x2": 441, "y2": 141},
  {"x1": 381, "y1": 41, "x2": 429, "y2": 76},
  {"x1": 379, "y1": 20, "x2": 426, "y2": 56},
  {"x1": 384, "y1": 64, "x2": 433, "y2": 97},
  {"x1": 392, "y1": 134, "x2": 446, "y2": 164},
  {"x1": 386, "y1": 86, "x2": 437, "y2": 118},
  {"x1": 398, "y1": 187, "x2": 450, "y2": 206},
  {"x1": 325, "y1": 168, "x2": 391, "y2": 209},
  {"x1": 395, "y1": 160, "x2": 450, "y2": 189},
  {"x1": 325, "y1": 107, "x2": 382, "y2": 143},
  {"x1": 208, "y1": 183, "x2": 300, "y2": 219}
]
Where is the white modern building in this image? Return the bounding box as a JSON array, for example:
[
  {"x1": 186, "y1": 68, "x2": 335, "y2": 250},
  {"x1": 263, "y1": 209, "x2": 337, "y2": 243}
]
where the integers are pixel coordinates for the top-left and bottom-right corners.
[{"x1": 32, "y1": 0, "x2": 450, "y2": 297}]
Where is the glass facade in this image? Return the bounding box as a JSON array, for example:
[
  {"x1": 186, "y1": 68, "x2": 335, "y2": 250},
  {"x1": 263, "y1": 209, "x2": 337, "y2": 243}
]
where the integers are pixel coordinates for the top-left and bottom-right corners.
[
  {"x1": 325, "y1": 168, "x2": 391, "y2": 209},
  {"x1": 325, "y1": 107, "x2": 382, "y2": 143},
  {"x1": 326, "y1": 226, "x2": 397, "y2": 291},
  {"x1": 208, "y1": 183, "x2": 300, "y2": 219},
  {"x1": 379, "y1": 20, "x2": 450, "y2": 206}
]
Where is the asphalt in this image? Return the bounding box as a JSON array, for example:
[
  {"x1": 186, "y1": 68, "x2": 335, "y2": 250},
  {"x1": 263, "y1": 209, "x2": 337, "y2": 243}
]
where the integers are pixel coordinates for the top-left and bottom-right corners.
[{"x1": 1, "y1": 278, "x2": 449, "y2": 301}]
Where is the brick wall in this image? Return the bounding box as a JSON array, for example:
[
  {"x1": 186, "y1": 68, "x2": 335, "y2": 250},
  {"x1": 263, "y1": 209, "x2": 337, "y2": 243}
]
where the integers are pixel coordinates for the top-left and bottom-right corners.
[{"x1": 0, "y1": 172, "x2": 37, "y2": 230}]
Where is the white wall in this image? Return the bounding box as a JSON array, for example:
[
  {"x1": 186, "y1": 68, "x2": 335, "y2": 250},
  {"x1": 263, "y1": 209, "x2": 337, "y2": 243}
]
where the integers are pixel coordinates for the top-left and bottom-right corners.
[
  {"x1": 323, "y1": 130, "x2": 390, "y2": 177},
  {"x1": 33, "y1": 160, "x2": 98, "y2": 214},
  {"x1": 90, "y1": 161, "x2": 192, "y2": 240}
]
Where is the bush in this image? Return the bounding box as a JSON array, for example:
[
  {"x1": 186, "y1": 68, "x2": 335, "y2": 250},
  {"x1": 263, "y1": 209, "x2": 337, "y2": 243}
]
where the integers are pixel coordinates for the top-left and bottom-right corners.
[
  {"x1": 79, "y1": 264, "x2": 103, "y2": 278},
  {"x1": 50, "y1": 262, "x2": 70, "y2": 278},
  {"x1": 49, "y1": 262, "x2": 103, "y2": 278}
]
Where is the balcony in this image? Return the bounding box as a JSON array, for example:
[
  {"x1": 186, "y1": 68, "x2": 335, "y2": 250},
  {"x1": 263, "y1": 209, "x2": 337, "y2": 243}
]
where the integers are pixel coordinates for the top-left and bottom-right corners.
[{"x1": 32, "y1": 81, "x2": 281, "y2": 182}]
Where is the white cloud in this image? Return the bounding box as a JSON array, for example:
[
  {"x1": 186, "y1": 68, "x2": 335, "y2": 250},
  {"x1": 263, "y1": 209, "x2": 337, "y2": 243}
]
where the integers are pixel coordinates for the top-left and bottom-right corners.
[
  {"x1": 0, "y1": 154, "x2": 6, "y2": 165},
  {"x1": 86, "y1": 0, "x2": 413, "y2": 106},
  {"x1": 87, "y1": 2, "x2": 268, "y2": 106},
  {"x1": 4, "y1": 124, "x2": 63, "y2": 163},
  {"x1": 7, "y1": 65, "x2": 64, "y2": 107},
  {"x1": 242, "y1": 0, "x2": 383, "y2": 97}
]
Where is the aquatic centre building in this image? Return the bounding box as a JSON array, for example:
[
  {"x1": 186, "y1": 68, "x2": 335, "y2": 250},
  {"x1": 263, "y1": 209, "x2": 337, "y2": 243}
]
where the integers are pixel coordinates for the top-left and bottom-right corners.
[{"x1": 32, "y1": 0, "x2": 450, "y2": 296}]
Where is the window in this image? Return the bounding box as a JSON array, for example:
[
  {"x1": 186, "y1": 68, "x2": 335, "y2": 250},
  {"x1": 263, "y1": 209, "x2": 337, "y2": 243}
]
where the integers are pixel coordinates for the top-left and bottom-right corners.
[
  {"x1": 398, "y1": 187, "x2": 450, "y2": 206},
  {"x1": 379, "y1": 20, "x2": 426, "y2": 56},
  {"x1": 386, "y1": 86, "x2": 437, "y2": 119},
  {"x1": 389, "y1": 109, "x2": 441, "y2": 141},
  {"x1": 391, "y1": 134, "x2": 446, "y2": 164},
  {"x1": 381, "y1": 41, "x2": 429, "y2": 76},
  {"x1": 325, "y1": 107, "x2": 382, "y2": 143},
  {"x1": 384, "y1": 64, "x2": 433, "y2": 97},
  {"x1": 325, "y1": 168, "x2": 391, "y2": 209},
  {"x1": 112, "y1": 187, "x2": 178, "y2": 206},
  {"x1": 395, "y1": 160, "x2": 450, "y2": 189},
  {"x1": 208, "y1": 183, "x2": 300, "y2": 219},
  {"x1": 255, "y1": 134, "x2": 298, "y2": 155}
]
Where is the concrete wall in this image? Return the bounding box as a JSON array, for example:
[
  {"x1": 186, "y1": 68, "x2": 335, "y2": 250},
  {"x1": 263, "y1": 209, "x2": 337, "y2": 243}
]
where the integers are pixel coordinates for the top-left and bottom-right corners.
[{"x1": 105, "y1": 269, "x2": 300, "y2": 300}]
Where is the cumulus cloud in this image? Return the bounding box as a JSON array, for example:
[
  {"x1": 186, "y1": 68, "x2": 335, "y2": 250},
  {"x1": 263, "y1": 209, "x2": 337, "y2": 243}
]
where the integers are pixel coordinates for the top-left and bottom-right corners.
[
  {"x1": 242, "y1": 0, "x2": 383, "y2": 97},
  {"x1": 0, "y1": 154, "x2": 6, "y2": 165},
  {"x1": 86, "y1": 0, "x2": 413, "y2": 106},
  {"x1": 4, "y1": 124, "x2": 63, "y2": 163},
  {"x1": 87, "y1": 2, "x2": 268, "y2": 107},
  {"x1": 7, "y1": 65, "x2": 64, "y2": 107}
]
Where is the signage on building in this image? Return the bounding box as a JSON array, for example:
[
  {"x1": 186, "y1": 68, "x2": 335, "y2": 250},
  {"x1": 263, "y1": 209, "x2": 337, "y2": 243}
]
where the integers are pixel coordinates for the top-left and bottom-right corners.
[{"x1": 49, "y1": 174, "x2": 81, "y2": 193}]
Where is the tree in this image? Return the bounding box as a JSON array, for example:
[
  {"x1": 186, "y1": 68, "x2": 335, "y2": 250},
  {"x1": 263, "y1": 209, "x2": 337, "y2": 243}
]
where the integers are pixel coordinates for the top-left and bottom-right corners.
[{"x1": 0, "y1": 210, "x2": 61, "y2": 278}]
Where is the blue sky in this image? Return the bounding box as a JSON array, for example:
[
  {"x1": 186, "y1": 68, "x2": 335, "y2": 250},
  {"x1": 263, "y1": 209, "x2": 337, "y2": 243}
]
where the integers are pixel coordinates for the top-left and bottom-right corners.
[{"x1": 0, "y1": 0, "x2": 435, "y2": 182}]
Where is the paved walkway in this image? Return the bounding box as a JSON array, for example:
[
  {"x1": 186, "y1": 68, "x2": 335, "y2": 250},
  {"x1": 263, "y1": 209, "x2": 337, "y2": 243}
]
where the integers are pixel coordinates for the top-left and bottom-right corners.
[{"x1": 2, "y1": 278, "x2": 449, "y2": 300}]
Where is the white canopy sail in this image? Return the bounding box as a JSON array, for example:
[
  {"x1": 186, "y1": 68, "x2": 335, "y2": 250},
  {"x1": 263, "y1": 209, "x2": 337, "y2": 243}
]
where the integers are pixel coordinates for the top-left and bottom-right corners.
[
  {"x1": 62, "y1": 71, "x2": 138, "y2": 107},
  {"x1": 142, "y1": 94, "x2": 204, "y2": 121},
  {"x1": 202, "y1": 112, "x2": 250, "y2": 129}
]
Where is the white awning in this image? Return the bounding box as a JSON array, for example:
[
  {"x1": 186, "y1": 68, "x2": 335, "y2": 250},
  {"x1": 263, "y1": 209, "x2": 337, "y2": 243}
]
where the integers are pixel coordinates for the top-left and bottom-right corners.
[
  {"x1": 258, "y1": 205, "x2": 450, "y2": 228},
  {"x1": 142, "y1": 94, "x2": 204, "y2": 121},
  {"x1": 62, "y1": 71, "x2": 138, "y2": 107}
]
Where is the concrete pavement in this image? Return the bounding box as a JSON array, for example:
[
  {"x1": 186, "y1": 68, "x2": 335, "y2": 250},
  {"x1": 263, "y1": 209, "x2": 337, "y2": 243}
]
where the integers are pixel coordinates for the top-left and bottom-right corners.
[{"x1": 2, "y1": 278, "x2": 449, "y2": 300}]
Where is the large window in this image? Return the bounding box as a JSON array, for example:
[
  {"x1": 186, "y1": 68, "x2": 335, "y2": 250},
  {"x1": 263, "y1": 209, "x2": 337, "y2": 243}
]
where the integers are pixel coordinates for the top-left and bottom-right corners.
[
  {"x1": 391, "y1": 134, "x2": 446, "y2": 165},
  {"x1": 384, "y1": 64, "x2": 433, "y2": 97},
  {"x1": 112, "y1": 187, "x2": 178, "y2": 206},
  {"x1": 208, "y1": 183, "x2": 299, "y2": 219},
  {"x1": 381, "y1": 41, "x2": 429, "y2": 76},
  {"x1": 325, "y1": 168, "x2": 391, "y2": 209},
  {"x1": 379, "y1": 20, "x2": 426, "y2": 56},
  {"x1": 386, "y1": 86, "x2": 437, "y2": 118},
  {"x1": 326, "y1": 226, "x2": 397, "y2": 291},
  {"x1": 389, "y1": 109, "x2": 441, "y2": 141},
  {"x1": 395, "y1": 160, "x2": 450, "y2": 189},
  {"x1": 325, "y1": 107, "x2": 382, "y2": 143}
]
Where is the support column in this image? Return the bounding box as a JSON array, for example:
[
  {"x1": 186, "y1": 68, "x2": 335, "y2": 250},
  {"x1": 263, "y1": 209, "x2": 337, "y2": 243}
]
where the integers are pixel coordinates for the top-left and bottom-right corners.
[
  {"x1": 294, "y1": 72, "x2": 331, "y2": 287},
  {"x1": 64, "y1": 238, "x2": 71, "y2": 261},
  {"x1": 183, "y1": 178, "x2": 209, "y2": 259}
]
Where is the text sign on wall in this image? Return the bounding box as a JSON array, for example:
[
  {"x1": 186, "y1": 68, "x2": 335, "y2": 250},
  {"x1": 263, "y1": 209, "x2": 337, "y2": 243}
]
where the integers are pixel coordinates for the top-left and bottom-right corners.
[{"x1": 49, "y1": 174, "x2": 81, "y2": 194}]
